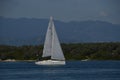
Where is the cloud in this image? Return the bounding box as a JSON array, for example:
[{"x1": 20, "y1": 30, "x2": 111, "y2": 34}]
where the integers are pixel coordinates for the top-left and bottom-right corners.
[{"x1": 99, "y1": 11, "x2": 108, "y2": 17}]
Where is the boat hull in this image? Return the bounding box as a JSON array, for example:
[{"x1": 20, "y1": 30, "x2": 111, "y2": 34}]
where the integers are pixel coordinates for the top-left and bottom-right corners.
[{"x1": 35, "y1": 60, "x2": 65, "y2": 65}]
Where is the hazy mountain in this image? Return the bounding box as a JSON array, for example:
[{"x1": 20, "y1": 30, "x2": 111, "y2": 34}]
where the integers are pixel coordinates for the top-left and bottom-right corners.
[{"x1": 0, "y1": 17, "x2": 120, "y2": 46}]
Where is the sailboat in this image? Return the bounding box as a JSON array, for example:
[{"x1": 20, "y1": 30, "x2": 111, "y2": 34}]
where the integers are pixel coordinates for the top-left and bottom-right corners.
[{"x1": 35, "y1": 16, "x2": 65, "y2": 65}]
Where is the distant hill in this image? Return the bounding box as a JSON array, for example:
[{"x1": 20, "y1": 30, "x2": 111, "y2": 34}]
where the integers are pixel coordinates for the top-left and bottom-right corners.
[{"x1": 0, "y1": 17, "x2": 120, "y2": 46}]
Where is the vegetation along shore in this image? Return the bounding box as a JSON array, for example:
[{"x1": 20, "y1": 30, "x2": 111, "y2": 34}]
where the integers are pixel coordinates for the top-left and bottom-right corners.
[{"x1": 0, "y1": 42, "x2": 120, "y2": 61}]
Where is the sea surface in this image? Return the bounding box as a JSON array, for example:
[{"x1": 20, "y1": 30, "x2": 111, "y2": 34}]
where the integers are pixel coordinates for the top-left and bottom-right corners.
[{"x1": 0, "y1": 61, "x2": 120, "y2": 80}]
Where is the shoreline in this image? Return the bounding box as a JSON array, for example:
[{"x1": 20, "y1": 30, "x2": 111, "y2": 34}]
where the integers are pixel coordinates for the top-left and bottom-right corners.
[
  {"x1": 0, "y1": 59, "x2": 120, "y2": 62},
  {"x1": 0, "y1": 59, "x2": 36, "y2": 62}
]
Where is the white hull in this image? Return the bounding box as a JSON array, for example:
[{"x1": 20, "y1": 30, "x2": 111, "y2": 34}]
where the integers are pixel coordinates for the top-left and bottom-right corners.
[{"x1": 35, "y1": 60, "x2": 65, "y2": 65}]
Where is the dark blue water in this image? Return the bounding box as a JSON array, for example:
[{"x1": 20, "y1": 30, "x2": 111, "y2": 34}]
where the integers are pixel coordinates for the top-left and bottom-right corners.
[{"x1": 0, "y1": 61, "x2": 120, "y2": 80}]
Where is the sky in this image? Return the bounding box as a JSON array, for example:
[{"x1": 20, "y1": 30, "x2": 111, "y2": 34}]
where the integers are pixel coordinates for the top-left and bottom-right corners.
[{"x1": 0, "y1": 0, "x2": 120, "y2": 24}]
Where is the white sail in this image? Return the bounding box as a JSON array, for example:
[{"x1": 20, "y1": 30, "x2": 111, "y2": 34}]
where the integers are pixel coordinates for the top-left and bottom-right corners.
[
  {"x1": 51, "y1": 18, "x2": 65, "y2": 60},
  {"x1": 35, "y1": 16, "x2": 65, "y2": 65}
]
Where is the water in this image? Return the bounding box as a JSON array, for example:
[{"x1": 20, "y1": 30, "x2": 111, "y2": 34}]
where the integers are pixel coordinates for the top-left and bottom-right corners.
[{"x1": 0, "y1": 61, "x2": 120, "y2": 80}]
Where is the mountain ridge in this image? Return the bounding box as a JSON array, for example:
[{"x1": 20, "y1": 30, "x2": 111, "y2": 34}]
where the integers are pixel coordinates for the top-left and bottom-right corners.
[{"x1": 0, "y1": 17, "x2": 120, "y2": 46}]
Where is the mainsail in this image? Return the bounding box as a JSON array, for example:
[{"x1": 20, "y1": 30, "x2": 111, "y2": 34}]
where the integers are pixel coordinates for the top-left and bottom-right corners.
[{"x1": 42, "y1": 16, "x2": 65, "y2": 60}]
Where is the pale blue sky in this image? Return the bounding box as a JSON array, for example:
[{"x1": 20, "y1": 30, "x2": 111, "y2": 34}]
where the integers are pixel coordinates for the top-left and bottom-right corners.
[{"x1": 0, "y1": 0, "x2": 120, "y2": 24}]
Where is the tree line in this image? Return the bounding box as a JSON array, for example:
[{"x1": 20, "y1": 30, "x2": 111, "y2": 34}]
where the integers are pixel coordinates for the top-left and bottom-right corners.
[{"x1": 0, "y1": 42, "x2": 120, "y2": 60}]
